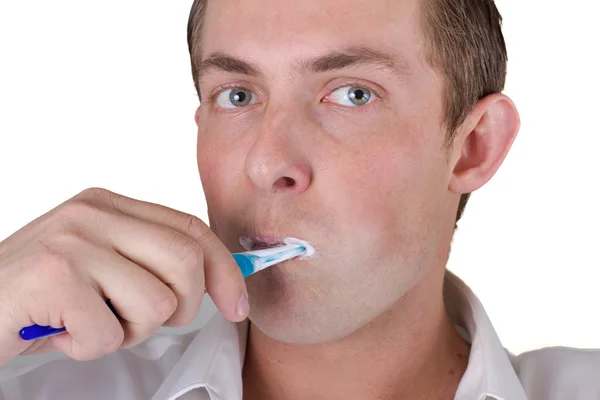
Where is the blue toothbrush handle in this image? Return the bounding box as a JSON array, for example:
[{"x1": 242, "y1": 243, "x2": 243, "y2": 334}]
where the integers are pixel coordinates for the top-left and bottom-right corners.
[
  {"x1": 233, "y1": 253, "x2": 257, "y2": 278},
  {"x1": 19, "y1": 325, "x2": 67, "y2": 341},
  {"x1": 20, "y1": 252, "x2": 271, "y2": 340},
  {"x1": 19, "y1": 300, "x2": 118, "y2": 341},
  {"x1": 19, "y1": 325, "x2": 67, "y2": 340}
]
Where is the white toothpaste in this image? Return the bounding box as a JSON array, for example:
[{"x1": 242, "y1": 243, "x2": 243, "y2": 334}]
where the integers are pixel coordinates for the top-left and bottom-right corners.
[{"x1": 239, "y1": 237, "x2": 316, "y2": 259}]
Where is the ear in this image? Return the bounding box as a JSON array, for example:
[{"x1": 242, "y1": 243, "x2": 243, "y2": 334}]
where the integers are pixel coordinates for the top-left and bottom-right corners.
[
  {"x1": 194, "y1": 105, "x2": 202, "y2": 126},
  {"x1": 448, "y1": 94, "x2": 520, "y2": 195}
]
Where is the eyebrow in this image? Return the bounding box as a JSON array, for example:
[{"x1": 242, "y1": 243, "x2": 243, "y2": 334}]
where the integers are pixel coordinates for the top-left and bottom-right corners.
[
  {"x1": 301, "y1": 46, "x2": 410, "y2": 77},
  {"x1": 196, "y1": 46, "x2": 411, "y2": 82},
  {"x1": 197, "y1": 52, "x2": 265, "y2": 81}
]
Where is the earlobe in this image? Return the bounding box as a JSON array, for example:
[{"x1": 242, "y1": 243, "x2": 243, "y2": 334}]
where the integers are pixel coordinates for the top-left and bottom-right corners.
[
  {"x1": 449, "y1": 94, "x2": 520, "y2": 194},
  {"x1": 194, "y1": 105, "x2": 202, "y2": 126}
]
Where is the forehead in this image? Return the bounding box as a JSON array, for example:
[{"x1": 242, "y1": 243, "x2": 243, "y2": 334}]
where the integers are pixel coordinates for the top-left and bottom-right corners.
[{"x1": 200, "y1": 0, "x2": 424, "y2": 65}]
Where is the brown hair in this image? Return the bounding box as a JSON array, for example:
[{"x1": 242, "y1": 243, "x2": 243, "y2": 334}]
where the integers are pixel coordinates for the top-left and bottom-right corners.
[
  {"x1": 187, "y1": 0, "x2": 508, "y2": 225},
  {"x1": 421, "y1": 0, "x2": 507, "y2": 224}
]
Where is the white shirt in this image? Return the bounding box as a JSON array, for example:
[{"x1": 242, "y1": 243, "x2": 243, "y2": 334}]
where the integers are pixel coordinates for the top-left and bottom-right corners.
[{"x1": 1, "y1": 271, "x2": 599, "y2": 400}]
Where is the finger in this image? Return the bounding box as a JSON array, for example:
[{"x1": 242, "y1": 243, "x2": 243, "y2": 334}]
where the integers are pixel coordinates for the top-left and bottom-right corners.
[
  {"x1": 114, "y1": 219, "x2": 247, "y2": 322},
  {"x1": 202, "y1": 233, "x2": 250, "y2": 322},
  {"x1": 92, "y1": 191, "x2": 248, "y2": 322},
  {"x1": 103, "y1": 190, "x2": 241, "y2": 277},
  {"x1": 49, "y1": 287, "x2": 124, "y2": 361},
  {"x1": 0, "y1": 251, "x2": 116, "y2": 363},
  {"x1": 20, "y1": 337, "x2": 57, "y2": 356},
  {"x1": 81, "y1": 246, "x2": 178, "y2": 348},
  {"x1": 0, "y1": 250, "x2": 120, "y2": 363},
  {"x1": 96, "y1": 217, "x2": 205, "y2": 326}
]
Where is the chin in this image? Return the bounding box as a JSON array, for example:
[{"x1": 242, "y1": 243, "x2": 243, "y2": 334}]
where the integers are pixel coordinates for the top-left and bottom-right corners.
[
  {"x1": 248, "y1": 308, "x2": 355, "y2": 345},
  {"x1": 246, "y1": 272, "x2": 374, "y2": 344}
]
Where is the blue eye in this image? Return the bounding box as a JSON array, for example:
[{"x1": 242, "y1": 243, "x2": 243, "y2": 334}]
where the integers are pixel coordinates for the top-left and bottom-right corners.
[
  {"x1": 216, "y1": 88, "x2": 256, "y2": 108},
  {"x1": 328, "y1": 86, "x2": 375, "y2": 106}
]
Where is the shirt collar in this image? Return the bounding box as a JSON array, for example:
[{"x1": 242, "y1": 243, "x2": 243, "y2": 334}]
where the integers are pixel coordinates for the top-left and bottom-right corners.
[
  {"x1": 445, "y1": 271, "x2": 527, "y2": 400},
  {"x1": 152, "y1": 311, "x2": 249, "y2": 400},
  {"x1": 158, "y1": 271, "x2": 527, "y2": 400}
]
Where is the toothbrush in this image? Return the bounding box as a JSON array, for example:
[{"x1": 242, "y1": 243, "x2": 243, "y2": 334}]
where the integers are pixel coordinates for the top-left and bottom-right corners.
[
  {"x1": 233, "y1": 242, "x2": 308, "y2": 278},
  {"x1": 19, "y1": 242, "x2": 309, "y2": 341},
  {"x1": 19, "y1": 300, "x2": 119, "y2": 341}
]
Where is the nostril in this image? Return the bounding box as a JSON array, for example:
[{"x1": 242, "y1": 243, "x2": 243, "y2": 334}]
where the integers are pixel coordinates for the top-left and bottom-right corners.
[
  {"x1": 283, "y1": 177, "x2": 296, "y2": 186},
  {"x1": 273, "y1": 176, "x2": 296, "y2": 189}
]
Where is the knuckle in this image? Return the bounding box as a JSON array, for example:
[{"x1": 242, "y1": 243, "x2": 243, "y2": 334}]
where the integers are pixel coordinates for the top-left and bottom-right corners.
[
  {"x1": 165, "y1": 291, "x2": 205, "y2": 328},
  {"x1": 51, "y1": 228, "x2": 89, "y2": 248},
  {"x1": 104, "y1": 190, "x2": 132, "y2": 214},
  {"x1": 169, "y1": 233, "x2": 204, "y2": 276},
  {"x1": 181, "y1": 213, "x2": 209, "y2": 242},
  {"x1": 55, "y1": 199, "x2": 91, "y2": 219},
  {"x1": 152, "y1": 290, "x2": 178, "y2": 324},
  {"x1": 74, "y1": 187, "x2": 126, "y2": 214},
  {"x1": 99, "y1": 329, "x2": 125, "y2": 355},
  {"x1": 52, "y1": 197, "x2": 116, "y2": 234},
  {"x1": 77, "y1": 187, "x2": 109, "y2": 199},
  {"x1": 53, "y1": 199, "x2": 101, "y2": 227},
  {"x1": 166, "y1": 310, "x2": 197, "y2": 328},
  {"x1": 74, "y1": 187, "x2": 109, "y2": 204},
  {"x1": 73, "y1": 328, "x2": 124, "y2": 362}
]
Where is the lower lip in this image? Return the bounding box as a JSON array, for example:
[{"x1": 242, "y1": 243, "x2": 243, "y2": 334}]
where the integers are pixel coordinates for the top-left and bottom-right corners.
[
  {"x1": 246, "y1": 234, "x2": 284, "y2": 248},
  {"x1": 251, "y1": 243, "x2": 271, "y2": 250},
  {"x1": 240, "y1": 236, "x2": 281, "y2": 248},
  {"x1": 252, "y1": 241, "x2": 284, "y2": 250}
]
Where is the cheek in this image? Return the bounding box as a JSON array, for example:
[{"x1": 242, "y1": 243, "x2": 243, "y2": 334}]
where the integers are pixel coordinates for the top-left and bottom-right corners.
[
  {"x1": 330, "y1": 140, "x2": 444, "y2": 258},
  {"x1": 341, "y1": 160, "x2": 409, "y2": 251},
  {"x1": 196, "y1": 129, "x2": 246, "y2": 217}
]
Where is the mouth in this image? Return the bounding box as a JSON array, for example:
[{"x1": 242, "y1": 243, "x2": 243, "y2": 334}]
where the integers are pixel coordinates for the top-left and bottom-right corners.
[
  {"x1": 240, "y1": 236, "x2": 286, "y2": 251},
  {"x1": 239, "y1": 235, "x2": 317, "y2": 259}
]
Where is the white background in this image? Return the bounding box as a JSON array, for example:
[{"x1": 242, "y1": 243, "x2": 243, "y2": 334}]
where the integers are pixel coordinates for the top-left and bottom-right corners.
[{"x1": 0, "y1": 0, "x2": 598, "y2": 356}]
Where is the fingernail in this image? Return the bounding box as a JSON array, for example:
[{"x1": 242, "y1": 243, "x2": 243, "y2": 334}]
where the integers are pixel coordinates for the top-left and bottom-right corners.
[{"x1": 237, "y1": 292, "x2": 250, "y2": 318}]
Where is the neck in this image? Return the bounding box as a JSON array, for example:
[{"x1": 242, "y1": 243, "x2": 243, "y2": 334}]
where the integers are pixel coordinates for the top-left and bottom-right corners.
[{"x1": 242, "y1": 268, "x2": 470, "y2": 400}]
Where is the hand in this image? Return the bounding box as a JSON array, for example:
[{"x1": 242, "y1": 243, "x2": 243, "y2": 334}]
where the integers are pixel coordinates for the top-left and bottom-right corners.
[{"x1": 0, "y1": 188, "x2": 248, "y2": 366}]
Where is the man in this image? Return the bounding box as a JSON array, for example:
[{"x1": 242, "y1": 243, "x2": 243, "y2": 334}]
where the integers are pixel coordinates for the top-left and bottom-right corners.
[{"x1": 0, "y1": 0, "x2": 598, "y2": 399}]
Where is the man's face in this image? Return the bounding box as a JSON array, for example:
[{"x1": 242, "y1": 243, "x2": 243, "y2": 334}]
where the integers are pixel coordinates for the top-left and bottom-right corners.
[{"x1": 196, "y1": 0, "x2": 459, "y2": 343}]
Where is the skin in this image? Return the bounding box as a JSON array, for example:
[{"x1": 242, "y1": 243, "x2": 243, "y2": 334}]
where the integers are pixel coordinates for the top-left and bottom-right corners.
[
  {"x1": 0, "y1": 188, "x2": 249, "y2": 365},
  {"x1": 193, "y1": 0, "x2": 520, "y2": 398}
]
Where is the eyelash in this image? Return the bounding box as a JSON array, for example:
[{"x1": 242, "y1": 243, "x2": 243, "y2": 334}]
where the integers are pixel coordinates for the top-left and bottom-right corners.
[
  {"x1": 205, "y1": 81, "x2": 382, "y2": 109},
  {"x1": 327, "y1": 81, "x2": 381, "y2": 98},
  {"x1": 206, "y1": 84, "x2": 249, "y2": 106}
]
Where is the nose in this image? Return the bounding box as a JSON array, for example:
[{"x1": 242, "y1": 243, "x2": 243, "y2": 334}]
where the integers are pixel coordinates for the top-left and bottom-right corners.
[{"x1": 244, "y1": 111, "x2": 312, "y2": 194}]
